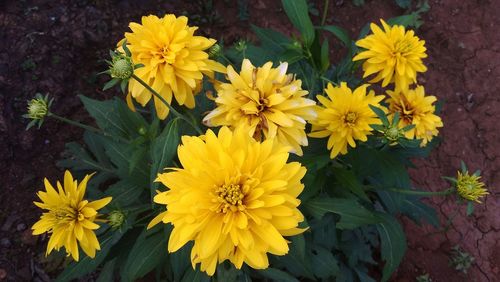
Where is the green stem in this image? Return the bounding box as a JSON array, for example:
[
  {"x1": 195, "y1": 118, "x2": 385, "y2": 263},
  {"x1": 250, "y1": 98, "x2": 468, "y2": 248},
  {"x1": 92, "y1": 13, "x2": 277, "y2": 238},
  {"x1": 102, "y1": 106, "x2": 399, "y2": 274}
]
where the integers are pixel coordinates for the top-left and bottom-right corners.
[
  {"x1": 49, "y1": 113, "x2": 103, "y2": 134},
  {"x1": 131, "y1": 74, "x2": 203, "y2": 134},
  {"x1": 49, "y1": 113, "x2": 130, "y2": 144},
  {"x1": 374, "y1": 186, "x2": 455, "y2": 196},
  {"x1": 321, "y1": 0, "x2": 330, "y2": 26}
]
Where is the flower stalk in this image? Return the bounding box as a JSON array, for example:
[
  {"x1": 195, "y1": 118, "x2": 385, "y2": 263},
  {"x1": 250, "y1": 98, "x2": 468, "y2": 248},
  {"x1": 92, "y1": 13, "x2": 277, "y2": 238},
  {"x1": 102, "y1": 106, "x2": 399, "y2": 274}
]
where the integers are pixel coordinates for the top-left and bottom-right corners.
[{"x1": 131, "y1": 74, "x2": 203, "y2": 134}]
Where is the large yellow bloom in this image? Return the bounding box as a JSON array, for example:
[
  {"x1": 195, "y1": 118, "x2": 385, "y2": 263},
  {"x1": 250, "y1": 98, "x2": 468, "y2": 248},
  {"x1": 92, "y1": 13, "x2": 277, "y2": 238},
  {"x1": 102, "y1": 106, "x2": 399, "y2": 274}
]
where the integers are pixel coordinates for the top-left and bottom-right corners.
[
  {"x1": 386, "y1": 85, "x2": 443, "y2": 146},
  {"x1": 353, "y1": 19, "x2": 427, "y2": 91},
  {"x1": 309, "y1": 82, "x2": 384, "y2": 158},
  {"x1": 203, "y1": 59, "x2": 316, "y2": 156},
  {"x1": 32, "y1": 171, "x2": 112, "y2": 261},
  {"x1": 123, "y1": 15, "x2": 226, "y2": 119},
  {"x1": 148, "y1": 126, "x2": 306, "y2": 275}
]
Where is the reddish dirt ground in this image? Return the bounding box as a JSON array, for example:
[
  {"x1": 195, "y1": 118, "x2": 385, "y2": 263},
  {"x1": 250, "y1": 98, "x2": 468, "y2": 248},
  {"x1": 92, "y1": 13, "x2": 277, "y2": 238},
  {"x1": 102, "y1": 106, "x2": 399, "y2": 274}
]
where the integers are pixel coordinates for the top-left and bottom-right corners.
[{"x1": 0, "y1": 0, "x2": 498, "y2": 281}]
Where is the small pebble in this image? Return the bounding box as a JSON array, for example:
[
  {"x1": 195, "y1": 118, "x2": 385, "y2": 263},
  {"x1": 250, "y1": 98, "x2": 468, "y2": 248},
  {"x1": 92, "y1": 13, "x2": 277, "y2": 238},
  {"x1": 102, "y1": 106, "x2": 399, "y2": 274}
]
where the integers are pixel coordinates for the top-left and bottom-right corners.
[
  {"x1": 0, "y1": 238, "x2": 11, "y2": 247},
  {"x1": 16, "y1": 223, "x2": 27, "y2": 232}
]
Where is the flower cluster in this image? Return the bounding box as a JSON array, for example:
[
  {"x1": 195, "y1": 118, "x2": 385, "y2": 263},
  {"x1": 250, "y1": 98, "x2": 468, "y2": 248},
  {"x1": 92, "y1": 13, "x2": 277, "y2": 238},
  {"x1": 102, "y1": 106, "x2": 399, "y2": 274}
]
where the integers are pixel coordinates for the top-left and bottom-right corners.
[
  {"x1": 353, "y1": 19, "x2": 442, "y2": 146},
  {"x1": 29, "y1": 13, "x2": 471, "y2": 279}
]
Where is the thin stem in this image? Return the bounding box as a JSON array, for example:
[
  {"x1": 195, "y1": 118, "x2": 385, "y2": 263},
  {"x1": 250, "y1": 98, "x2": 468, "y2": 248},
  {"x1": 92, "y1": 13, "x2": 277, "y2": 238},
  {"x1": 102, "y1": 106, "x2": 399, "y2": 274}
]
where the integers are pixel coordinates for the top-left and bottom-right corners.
[
  {"x1": 370, "y1": 186, "x2": 455, "y2": 197},
  {"x1": 321, "y1": 0, "x2": 330, "y2": 26},
  {"x1": 49, "y1": 113, "x2": 102, "y2": 134},
  {"x1": 131, "y1": 74, "x2": 203, "y2": 134},
  {"x1": 49, "y1": 113, "x2": 130, "y2": 144}
]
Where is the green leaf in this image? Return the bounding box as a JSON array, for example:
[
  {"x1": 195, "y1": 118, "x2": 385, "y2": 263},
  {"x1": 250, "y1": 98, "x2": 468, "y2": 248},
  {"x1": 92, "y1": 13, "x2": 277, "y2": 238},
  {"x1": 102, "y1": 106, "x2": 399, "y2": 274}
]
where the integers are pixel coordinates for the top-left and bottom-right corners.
[
  {"x1": 304, "y1": 197, "x2": 381, "y2": 229},
  {"x1": 181, "y1": 266, "x2": 210, "y2": 282},
  {"x1": 369, "y1": 105, "x2": 389, "y2": 126},
  {"x1": 103, "y1": 78, "x2": 120, "y2": 91},
  {"x1": 170, "y1": 242, "x2": 192, "y2": 281},
  {"x1": 331, "y1": 167, "x2": 369, "y2": 201},
  {"x1": 96, "y1": 259, "x2": 116, "y2": 282},
  {"x1": 150, "y1": 119, "x2": 180, "y2": 196},
  {"x1": 311, "y1": 245, "x2": 339, "y2": 278},
  {"x1": 320, "y1": 25, "x2": 351, "y2": 46},
  {"x1": 281, "y1": 0, "x2": 315, "y2": 47},
  {"x1": 122, "y1": 229, "x2": 167, "y2": 281},
  {"x1": 277, "y1": 235, "x2": 315, "y2": 279},
  {"x1": 259, "y1": 268, "x2": 300, "y2": 282},
  {"x1": 80, "y1": 96, "x2": 128, "y2": 138},
  {"x1": 376, "y1": 213, "x2": 407, "y2": 282},
  {"x1": 106, "y1": 179, "x2": 143, "y2": 207},
  {"x1": 279, "y1": 49, "x2": 305, "y2": 65},
  {"x1": 56, "y1": 231, "x2": 124, "y2": 282},
  {"x1": 401, "y1": 197, "x2": 439, "y2": 227},
  {"x1": 395, "y1": 0, "x2": 411, "y2": 8},
  {"x1": 320, "y1": 39, "x2": 330, "y2": 72},
  {"x1": 251, "y1": 25, "x2": 292, "y2": 52}
]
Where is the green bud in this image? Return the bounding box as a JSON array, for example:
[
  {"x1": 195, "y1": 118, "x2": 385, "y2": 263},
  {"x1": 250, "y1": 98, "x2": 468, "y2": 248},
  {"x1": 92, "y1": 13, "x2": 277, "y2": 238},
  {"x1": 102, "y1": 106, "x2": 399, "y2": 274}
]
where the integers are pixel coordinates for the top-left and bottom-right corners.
[
  {"x1": 110, "y1": 56, "x2": 133, "y2": 80},
  {"x1": 138, "y1": 126, "x2": 147, "y2": 136},
  {"x1": 24, "y1": 94, "x2": 53, "y2": 130},
  {"x1": 234, "y1": 40, "x2": 247, "y2": 53},
  {"x1": 384, "y1": 126, "x2": 402, "y2": 141},
  {"x1": 208, "y1": 44, "x2": 222, "y2": 59},
  {"x1": 107, "y1": 210, "x2": 126, "y2": 229},
  {"x1": 292, "y1": 40, "x2": 302, "y2": 49}
]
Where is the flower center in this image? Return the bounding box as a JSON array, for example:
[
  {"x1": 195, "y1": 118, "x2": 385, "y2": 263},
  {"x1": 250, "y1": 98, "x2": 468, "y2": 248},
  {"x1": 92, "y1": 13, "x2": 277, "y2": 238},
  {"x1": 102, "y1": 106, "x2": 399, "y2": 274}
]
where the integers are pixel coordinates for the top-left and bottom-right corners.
[
  {"x1": 344, "y1": 112, "x2": 358, "y2": 126},
  {"x1": 214, "y1": 184, "x2": 245, "y2": 213},
  {"x1": 393, "y1": 39, "x2": 413, "y2": 56}
]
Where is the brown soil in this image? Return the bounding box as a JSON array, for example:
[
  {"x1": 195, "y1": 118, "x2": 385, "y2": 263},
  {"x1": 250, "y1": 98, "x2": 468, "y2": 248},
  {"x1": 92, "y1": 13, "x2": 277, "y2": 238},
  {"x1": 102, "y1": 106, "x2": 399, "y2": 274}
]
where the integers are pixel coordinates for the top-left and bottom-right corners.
[{"x1": 0, "y1": 0, "x2": 498, "y2": 281}]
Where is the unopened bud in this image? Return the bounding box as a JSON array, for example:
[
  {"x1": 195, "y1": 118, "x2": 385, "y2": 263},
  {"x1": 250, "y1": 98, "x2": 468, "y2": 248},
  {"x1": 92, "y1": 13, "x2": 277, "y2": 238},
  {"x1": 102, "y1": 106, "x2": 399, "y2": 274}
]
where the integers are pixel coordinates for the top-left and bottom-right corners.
[
  {"x1": 235, "y1": 40, "x2": 247, "y2": 53},
  {"x1": 385, "y1": 126, "x2": 401, "y2": 141},
  {"x1": 110, "y1": 57, "x2": 133, "y2": 80},
  {"x1": 208, "y1": 44, "x2": 222, "y2": 59},
  {"x1": 107, "y1": 210, "x2": 126, "y2": 229}
]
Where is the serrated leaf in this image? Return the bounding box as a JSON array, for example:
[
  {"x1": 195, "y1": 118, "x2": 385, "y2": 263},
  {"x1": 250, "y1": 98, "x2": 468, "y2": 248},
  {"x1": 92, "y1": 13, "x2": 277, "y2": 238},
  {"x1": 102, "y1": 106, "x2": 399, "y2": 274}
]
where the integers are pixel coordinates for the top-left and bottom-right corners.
[
  {"x1": 150, "y1": 119, "x2": 180, "y2": 195},
  {"x1": 320, "y1": 25, "x2": 351, "y2": 46},
  {"x1": 304, "y1": 197, "x2": 381, "y2": 229},
  {"x1": 80, "y1": 96, "x2": 128, "y2": 138},
  {"x1": 122, "y1": 230, "x2": 167, "y2": 281},
  {"x1": 376, "y1": 213, "x2": 406, "y2": 282},
  {"x1": 106, "y1": 179, "x2": 143, "y2": 207},
  {"x1": 259, "y1": 268, "x2": 300, "y2": 282},
  {"x1": 251, "y1": 25, "x2": 292, "y2": 52},
  {"x1": 331, "y1": 167, "x2": 370, "y2": 201},
  {"x1": 311, "y1": 245, "x2": 339, "y2": 278},
  {"x1": 281, "y1": 0, "x2": 315, "y2": 47},
  {"x1": 401, "y1": 197, "x2": 439, "y2": 227}
]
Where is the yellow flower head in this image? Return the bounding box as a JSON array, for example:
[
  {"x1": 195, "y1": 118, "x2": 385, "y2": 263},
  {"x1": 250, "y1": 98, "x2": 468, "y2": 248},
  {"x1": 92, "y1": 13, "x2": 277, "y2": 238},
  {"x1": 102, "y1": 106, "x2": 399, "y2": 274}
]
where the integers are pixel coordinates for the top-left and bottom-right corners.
[
  {"x1": 353, "y1": 19, "x2": 427, "y2": 91},
  {"x1": 456, "y1": 171, "x2": 488, "y2": 203},
  {"x1": 148, "y1": 126, "x2": 307, "y2": 275},
  {"x1": 203, "y1": 59, "x2": 316, "y2": 156},
  {"x1": 32, "y1": 171, "x2": 112, "y2": 261},
  {"x1": 309, "y1": 82, "x2": 384, "y2": 158},
  {"x1": 386, "y1": 85, "x2": 443, "y2": 146},
  {"x1": 122, "y1": 14, "x2": 226, "y2": 119}
]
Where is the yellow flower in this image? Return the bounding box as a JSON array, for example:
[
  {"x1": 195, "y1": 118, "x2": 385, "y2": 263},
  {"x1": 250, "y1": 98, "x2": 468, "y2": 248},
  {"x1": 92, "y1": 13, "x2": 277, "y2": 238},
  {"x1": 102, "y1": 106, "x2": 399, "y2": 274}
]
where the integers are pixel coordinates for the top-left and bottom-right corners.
[
  {"x1": 122, "y1": 15, "x2": 226, "y2": 119},
  {"x1": 456, "y1": 171, "x2": 488, "y2": 203},
  {"x1": 203, "y1": 59, "x2": 316, "y2": 156},
  {"x1": 32, "y1": 171, "x2": 112, "y2": 261},
  {"x1": 386, "y1": 85, "x2": 443, "y2": 146},
  {"x1": 309, "y1": 82, "x2": 384, "y2": 158},
  {"x1": 148, "y1": 126, "x2": 306, "y2": 275},
  {"x1": 353, "y1": 19, "x2": 427, "y2": 91}
]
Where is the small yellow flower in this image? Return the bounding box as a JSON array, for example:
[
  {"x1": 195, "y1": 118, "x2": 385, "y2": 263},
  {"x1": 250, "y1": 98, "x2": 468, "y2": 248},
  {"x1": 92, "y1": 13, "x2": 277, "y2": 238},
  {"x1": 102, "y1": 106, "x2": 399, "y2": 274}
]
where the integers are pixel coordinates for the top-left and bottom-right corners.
[
  {"x1": 32, "y1": 171, "x2": 112, "y2": 261},
  {"x1": 122, "y1": 14, "x2": 226, "y2": 119},
  {"x1": 148, "y1": 126, "x2": 307, "y2": 275},
  {"x1": 353, "y1": 19, "x2": 427, "y2": 91},
  {"x1": 386, "y1": 85, "x2": 443, "y2": 146},
  {"x1": 309, "y1": 82, "x2": 384, "y2": 158},
  {"x1": 456, "y1": 171, "x2": 488, "y2": 203},
  {"x1": 203, "y1": 59, "x2": 316, "y2": 156}
]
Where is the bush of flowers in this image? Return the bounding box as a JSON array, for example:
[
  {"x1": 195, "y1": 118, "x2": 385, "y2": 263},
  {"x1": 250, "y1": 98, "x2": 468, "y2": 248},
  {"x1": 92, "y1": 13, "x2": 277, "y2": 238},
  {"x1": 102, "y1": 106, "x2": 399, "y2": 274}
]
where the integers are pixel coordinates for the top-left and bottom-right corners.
[{"x1": 26, "y1": 1, "x2": 488, "y2": 281}]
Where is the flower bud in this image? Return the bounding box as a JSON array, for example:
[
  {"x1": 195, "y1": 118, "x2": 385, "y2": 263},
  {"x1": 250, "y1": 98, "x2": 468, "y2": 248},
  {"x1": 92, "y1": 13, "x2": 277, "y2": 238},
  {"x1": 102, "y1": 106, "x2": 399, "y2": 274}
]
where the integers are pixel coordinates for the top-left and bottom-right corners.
[
  {"x1": 208, "y1": 44, "x2": 222, "y2": 59},
  {"x1": 107, "y1": 210, "x2": 126, "y2": 229},
  {"x1": 138, "y1": 126, "x2": 147, "y2": 136},
  {"x1": 384, "y1": 126, "x2": 402, "y2": 141},
  {"x1": 110, "y1": 57, "x2": 133, "y2": 80},
  {"x1": 27, "y1": 98, "x2": 49, "y2": 120},
  {"x1": 456, "y1": 171, "x2": 488, "y2": 203},
  {"x1": 234, "y1": 40, "x2": 247, "y2": 53}
]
